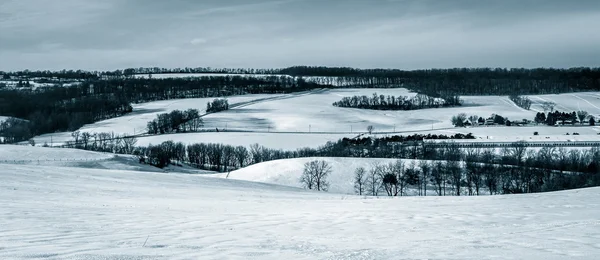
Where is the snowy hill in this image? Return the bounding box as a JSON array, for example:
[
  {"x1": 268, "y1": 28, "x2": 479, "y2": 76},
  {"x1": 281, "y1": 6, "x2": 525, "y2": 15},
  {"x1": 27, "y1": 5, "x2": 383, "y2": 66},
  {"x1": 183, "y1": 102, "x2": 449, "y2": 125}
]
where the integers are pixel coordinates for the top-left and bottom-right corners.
[
  {"x1": 0, "y1": 160, "x2": 598, "y2": 259},
  {"x1": 24, "y1": 89, "x2": 600, "y2": 150},
  {"x1": 217, "y1": 157, "x2": 417, "y2": 194}
]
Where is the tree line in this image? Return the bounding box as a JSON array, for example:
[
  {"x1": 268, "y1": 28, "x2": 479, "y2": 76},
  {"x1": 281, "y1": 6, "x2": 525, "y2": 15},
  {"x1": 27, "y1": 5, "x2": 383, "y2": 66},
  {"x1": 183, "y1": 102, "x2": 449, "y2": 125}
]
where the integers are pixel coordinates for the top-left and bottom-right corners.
[
  {"x1": 59, "y1": 129, "x2": 600, "y2": 194},
  {"x1": 277, "y1": 66, "x2": 600, "y2": 95},
  {"x1": 535, "y1": 111, "x2": 595, "y2": 126},
  {"x1": 332, "y1": 93, "x2": 461, "y2": 110},
  {"x1": 351, "y1": 149, "x2": 599, "y2": 196}
]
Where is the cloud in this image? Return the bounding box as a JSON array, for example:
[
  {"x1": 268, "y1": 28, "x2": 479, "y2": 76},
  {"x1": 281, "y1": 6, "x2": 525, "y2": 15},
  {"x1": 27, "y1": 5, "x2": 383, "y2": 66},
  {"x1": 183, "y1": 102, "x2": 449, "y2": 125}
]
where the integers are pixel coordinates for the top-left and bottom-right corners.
[
  {"x1": 190, "y1": 38, "x2": 207, "y2": 45},
  {"x1": 0, "y1": 0, "x2": 599, "y2": 70}
]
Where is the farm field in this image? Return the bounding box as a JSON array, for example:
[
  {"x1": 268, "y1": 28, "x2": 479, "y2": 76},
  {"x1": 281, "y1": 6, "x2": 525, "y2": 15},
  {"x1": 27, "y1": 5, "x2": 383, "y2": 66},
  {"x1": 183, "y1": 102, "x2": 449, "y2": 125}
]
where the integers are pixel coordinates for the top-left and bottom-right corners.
[
  {"x1": 0, "y1": 144, "x2": 598, "y2": 259},
  {"x1": 24, "y1": 89, "x2": 600, "y2": 150}
]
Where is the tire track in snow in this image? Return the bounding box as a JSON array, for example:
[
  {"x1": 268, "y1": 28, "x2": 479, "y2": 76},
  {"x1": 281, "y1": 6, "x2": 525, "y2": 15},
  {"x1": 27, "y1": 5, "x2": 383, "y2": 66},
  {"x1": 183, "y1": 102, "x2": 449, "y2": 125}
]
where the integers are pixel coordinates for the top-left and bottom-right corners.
[
  {"x1": 533, "y1": 96, "x2": 572, "y2": 112},
  {"x1": 570, "y1": 94, "x2": 600, "y2": 114}
]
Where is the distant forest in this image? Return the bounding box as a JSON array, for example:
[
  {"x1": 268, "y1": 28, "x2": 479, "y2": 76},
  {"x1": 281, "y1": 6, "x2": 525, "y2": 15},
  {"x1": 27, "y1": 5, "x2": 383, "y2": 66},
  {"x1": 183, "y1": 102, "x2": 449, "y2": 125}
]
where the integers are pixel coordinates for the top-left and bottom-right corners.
[
  {"x1": 3, "y1": 66, "x2": 599, "y2": 95},
  {"x1": 1, "y1": 66, "x2": 600, "y2": 142}
]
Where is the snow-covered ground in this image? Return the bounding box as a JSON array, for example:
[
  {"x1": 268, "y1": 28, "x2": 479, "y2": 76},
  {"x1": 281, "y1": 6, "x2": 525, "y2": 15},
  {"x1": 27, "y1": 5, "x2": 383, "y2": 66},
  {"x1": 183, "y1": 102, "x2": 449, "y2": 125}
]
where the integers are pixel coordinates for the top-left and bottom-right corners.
[
  {"x1": 202, "y1": 89, "x2": 600, "y2": 133},
  {"x1": 24, "y1": 89, "x2": 600, "y2": 150},
  {"x1": 29, "y1": 93, "x2": 292, "y2": 146},
  {"x1": 217, "y1": 157, "x2": 412, "y2": 194},
  {"x1": 0, "y1": 145, "x2": 214, "y2": 174},
  {"x1": 1, "y1": 155, "x2": 599, "y2": 259}
]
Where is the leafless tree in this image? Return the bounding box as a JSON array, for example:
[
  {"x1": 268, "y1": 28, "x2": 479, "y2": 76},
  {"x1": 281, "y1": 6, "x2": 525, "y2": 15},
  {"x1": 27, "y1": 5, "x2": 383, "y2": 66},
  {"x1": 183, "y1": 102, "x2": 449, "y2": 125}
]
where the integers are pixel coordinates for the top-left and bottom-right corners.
[
  {"x1": 300, "y1": 160, "x2": 331, "y2": 191},
  {"x1": 367, "y1": 163, "x2": 383, "y2": 196},
  {"x1": 451, "y1": 113, "x2": 468, "y2": 127},
  {"x1": 446, "y1": 160, "x2": 462, "y2": 196},
  {"x1": 511, "y1": 140, "x2": 528, "y2": 166},
  {"x1": 353, "y1": 167, "x2": 367, "y2": 195},
  {"x1": 122, "y1": 136, "x2": 138, "y2": 154},
  {"x1": 431, "y1": 161, "x2": 445, "y2": 196},
  {"x1": 234, "y1": 146, "x2": 249, "y2": 168},
  {"x1": 577, "y1": 111, "x2": 589, "y2": 124},
  {"x1": 468, "y1": 115, "x2": 479, "y2": 126},
  {"x1": 541, "y1": 101, "x2": 556, "y2": 112},
  {"x1": 367, "y1": 125, "x2": 374, "y2": 134},
  {"x1": 418, "y1": 161, "x2": 431, "y2": 196}
]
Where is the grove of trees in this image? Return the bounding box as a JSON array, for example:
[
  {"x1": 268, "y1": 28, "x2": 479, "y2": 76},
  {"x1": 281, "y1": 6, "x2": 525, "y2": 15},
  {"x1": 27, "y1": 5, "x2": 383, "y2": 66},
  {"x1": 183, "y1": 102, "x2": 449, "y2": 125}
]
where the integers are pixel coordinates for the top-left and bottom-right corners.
[
  {"x1": 509, "y1": 95, "x2": 532, "y2": 110},
  {"x1": 206, "y1": 99, "x2": 229, "y2": 113},
  {"x1": 146, "y1": 109, "x2": 203, "y2": 134},
  {"x1": 333, "y1": 93, "x2": 461, "y2": 110}
]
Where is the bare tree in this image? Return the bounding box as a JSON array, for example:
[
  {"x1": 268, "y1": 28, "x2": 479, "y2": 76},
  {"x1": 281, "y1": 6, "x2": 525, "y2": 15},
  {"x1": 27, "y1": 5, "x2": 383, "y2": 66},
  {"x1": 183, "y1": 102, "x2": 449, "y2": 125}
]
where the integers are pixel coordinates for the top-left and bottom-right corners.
[
  {"x1": 353, "y1": 167, "x2": 367, "y2": 195},
  {"x1": 122, "y1": 136, "x2": 138, "y2": 154},
  {"x1": 382, "y1": 171, "x2": 399, "y2": 196},
  {"x1": 71, "y1": 131, "x2": 80, "y2": 144},
  {"x1": 511, "y1": 140, "x2": 528, "y2": 166},
  {"x1": 367, "y1": 125, "x2": 374, "y2": 134},
  {"x1": 468, "y1": 115, "x2": 479, "y2": 127},
  {"x1": 451, "y1": 113, "x2": 468, "y2": 127},
  {"x1": 431, "y1": 161, "x2": 445, "y2": 196},
  {"x1": 447, "y1": 160, "x2": 463, "y2": 196},
  {"x1": 300, "y1": 160, "x2": 332, "y2": 191},
  {"x1": 577, "y1": 111, "x2": 589, "y2": 124},
  {"x1": 367, "y1": 163, "x2": 383, "y2": 196},
  {"x1": 234, "y1": 146, "x2": 249, "y2": 168},
  {"x1": 418, "y1": 161, "x2": 431, "y2": 196},
  {"x1": 541, "y1": 101, "x2": 556, "y2": 112}
]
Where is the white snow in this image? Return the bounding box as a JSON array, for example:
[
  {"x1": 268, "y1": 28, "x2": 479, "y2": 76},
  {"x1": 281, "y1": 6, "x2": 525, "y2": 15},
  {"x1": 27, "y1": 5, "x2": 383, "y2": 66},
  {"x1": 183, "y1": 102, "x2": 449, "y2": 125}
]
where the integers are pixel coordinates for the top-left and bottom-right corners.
[
  {"x1": 217, "y1": 157, "x2": 414, "y2": 194},
  {"x1": 1, "y1": 157, "x2": 599, "y2": 259},
  {"x1": 0, "y1": 145, "x2": 114, "y2": 162},
  {"x1": 26, "y1": 89, "x2": 600, "y2": 150}
]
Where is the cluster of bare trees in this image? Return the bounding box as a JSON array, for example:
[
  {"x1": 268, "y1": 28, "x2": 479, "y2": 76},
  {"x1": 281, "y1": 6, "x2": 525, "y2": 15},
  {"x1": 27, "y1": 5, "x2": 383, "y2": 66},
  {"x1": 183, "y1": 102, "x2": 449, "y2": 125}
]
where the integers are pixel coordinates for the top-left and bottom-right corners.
[
  {"x1": 353, "y1": 161, "x2": 422, "y2": 196},
  {"x1": 146, "y1": 109, "x2": 203, "y2": 134},
  {"x1": 354, "y1": 147, "x2": 600, "y2": 196},
  {"x1": 333, "y1": 93, "x2": 461, "y2": 110},
  {"x1": 509, "y1": 95, "x2": 532, "y2": 110},
  {"x1": 138, "y1": 141, "x2": 311, "y2": 171},
  {"x1": 64, "y1": 131, "x2": 138, "y2": 154},
  {"x1": 60, "y1": 129, "x2": 600, "y2": 193}
]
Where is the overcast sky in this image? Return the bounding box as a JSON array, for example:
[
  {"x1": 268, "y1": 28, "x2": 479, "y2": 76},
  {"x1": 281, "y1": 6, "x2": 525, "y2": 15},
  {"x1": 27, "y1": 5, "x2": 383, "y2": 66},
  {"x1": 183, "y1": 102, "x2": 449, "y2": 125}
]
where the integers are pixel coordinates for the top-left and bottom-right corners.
[{"x1": 1, "y1": 0, "x2": 599, "y2": 71}]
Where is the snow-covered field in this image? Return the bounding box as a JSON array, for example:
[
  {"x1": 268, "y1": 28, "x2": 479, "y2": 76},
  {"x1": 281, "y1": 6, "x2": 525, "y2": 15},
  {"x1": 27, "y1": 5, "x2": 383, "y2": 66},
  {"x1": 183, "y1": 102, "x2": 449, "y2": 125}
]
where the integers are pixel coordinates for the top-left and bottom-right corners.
[
  {"x1": 23, "y1": 89, "x2": 600, "y2": 150},
  {"x1": 29, "y1": 93, "x2": 292, "y2": 146},
  {"x1": 217, "y1": 157, "x2": 412, "y2": 194},
  {"x1": 0, "y1": 147, "x2": 599, "y2": 259}
]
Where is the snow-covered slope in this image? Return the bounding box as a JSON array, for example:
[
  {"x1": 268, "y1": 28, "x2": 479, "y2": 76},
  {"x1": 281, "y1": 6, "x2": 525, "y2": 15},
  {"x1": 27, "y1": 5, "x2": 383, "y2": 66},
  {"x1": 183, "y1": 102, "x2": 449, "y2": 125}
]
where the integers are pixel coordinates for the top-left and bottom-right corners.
[
  {"x1": 1, "y1": 161, "x2": 598, "y2": 259},
  {"x1": 217, "y1": 157, "x2": 414, "y2": 194},
  {"x1": 0, "y1": 145, "x2": 114, "y2": 162},
  {"x1": 26, "y1": 89, "x2": 600, "y2": 150}
]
